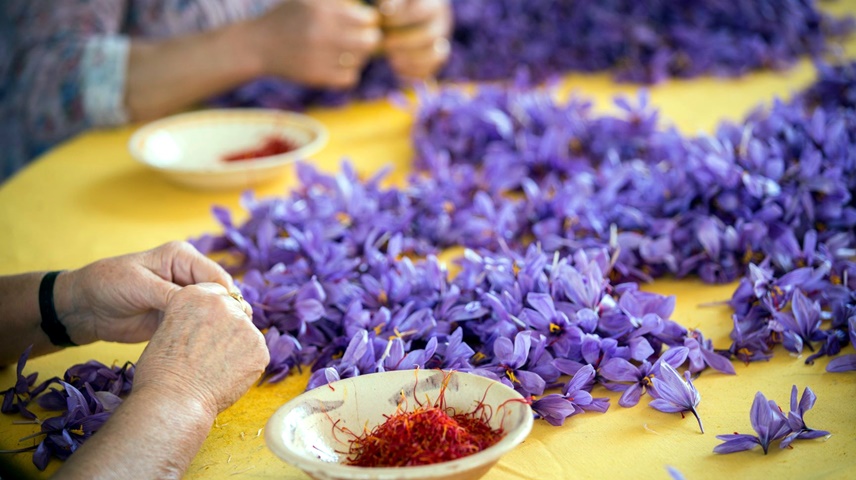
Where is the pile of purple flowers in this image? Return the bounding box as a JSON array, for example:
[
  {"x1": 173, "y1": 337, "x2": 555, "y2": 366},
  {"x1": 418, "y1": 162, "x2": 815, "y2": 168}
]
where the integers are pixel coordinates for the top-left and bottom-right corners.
[
  {"x1": 211, "y1": 0, "x2": 852, "y2": 110},
  {"x1": 715, "y1": 385, "x2": 829, "y2": 454},
  {"x1": 0, "y1": 347, "x2": 134, "y2": 470},
  {"x1": 191, "y1": 62, "x2": 856, "y2": 427},
  {"x1": 5, "y1": 61, "x2": 855, "y2": 468}
]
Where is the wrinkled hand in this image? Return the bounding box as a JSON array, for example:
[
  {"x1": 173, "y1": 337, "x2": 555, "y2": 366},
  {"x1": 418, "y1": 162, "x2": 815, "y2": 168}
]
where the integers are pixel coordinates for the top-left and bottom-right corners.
[
  {"x1": 132, "y1": 282, "x2": 269, "y2": 417},
  {"x1": 57, "y1": 241, "x2": 235, "y2": 345},
  {"x1": 379, "y1": 0, "x2": 452, "y2": 81},
  {"x1": 253, "y1": 0, "x2": 382, "y2": 89}
]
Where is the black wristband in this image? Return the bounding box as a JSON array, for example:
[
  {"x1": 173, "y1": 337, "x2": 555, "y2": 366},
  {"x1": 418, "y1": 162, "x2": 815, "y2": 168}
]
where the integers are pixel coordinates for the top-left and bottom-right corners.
[{"x1": 39, "y1": 271, "x2": 77, "y2": 347}]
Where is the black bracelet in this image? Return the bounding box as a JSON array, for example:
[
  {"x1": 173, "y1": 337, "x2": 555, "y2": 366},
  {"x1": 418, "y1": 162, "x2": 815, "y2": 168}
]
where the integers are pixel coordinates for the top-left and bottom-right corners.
[{"x1": 39, "y1": 271, "x2": 77, "y2": 347}]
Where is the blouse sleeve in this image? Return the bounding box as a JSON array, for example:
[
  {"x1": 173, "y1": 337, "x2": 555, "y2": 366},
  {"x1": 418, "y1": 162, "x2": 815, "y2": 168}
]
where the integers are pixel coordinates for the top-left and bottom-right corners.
[{"x1": 6, "y1": 1, "x2": 130, "y2": 156}]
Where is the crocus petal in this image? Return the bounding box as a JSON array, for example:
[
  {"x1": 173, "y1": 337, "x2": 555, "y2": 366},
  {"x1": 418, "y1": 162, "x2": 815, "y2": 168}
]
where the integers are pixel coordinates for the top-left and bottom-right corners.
[
  {"x1": 826, "y1": 354, "x2": 856, "y2": 372},
  {"x1": 700, "y1": 348, "x2": 736, "y2": 375},
  {"x1": 600, "y1": 357, "x2": 641, "y2": 383},
  {"x1": 649, "y1": 398, "x2": 685, "y2": 413},
  {"x1": 532, "y1": 394, "x2": 577, "y2": 426},
  {"x1": 713, "y1": 434, "x2": 761, "y2": 454},
  {"x1": 619, "y1": 383, "x2": 643, "y2": 407}
]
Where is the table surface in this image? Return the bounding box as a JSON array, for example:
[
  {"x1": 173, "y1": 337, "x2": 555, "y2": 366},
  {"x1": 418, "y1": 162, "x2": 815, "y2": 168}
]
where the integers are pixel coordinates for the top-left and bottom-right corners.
[{"x1": 2, "y1": 7, "x2": 856, "y2": 478}]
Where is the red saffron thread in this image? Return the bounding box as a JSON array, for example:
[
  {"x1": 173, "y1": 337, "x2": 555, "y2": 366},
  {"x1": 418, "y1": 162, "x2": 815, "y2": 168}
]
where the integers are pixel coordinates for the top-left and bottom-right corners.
[
  {"x1": 343, "y1": 371, "x2": 506, "y2": 467},
  {"x1": 222, "y1": 136, "x2": 296, "y2": 162}
]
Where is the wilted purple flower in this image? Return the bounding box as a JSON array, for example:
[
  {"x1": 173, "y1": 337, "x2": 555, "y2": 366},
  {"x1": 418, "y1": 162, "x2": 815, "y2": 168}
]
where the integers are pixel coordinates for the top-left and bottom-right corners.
[
  {"x1": 648, "y1": 363, "x2": 704, "y2": 433},
  {"x1": 826, "y1": 317, "x2": 856, "y2": 372},
  {"x1": 714, "y1": 391, "x2": 790, "y2": 454},
  {"x1": 31, "y1": 382, "x2": 113, "y2": 470},
  {"x1": 1, "y1": 346, "x2": 55, "y2": 420},
  {"x1": 780, "y1": 385, "x2": 830, "y2": 448}
]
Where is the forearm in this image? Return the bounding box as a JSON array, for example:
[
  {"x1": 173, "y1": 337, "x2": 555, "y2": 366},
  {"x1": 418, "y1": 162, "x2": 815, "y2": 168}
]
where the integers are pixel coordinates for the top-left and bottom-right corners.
[
  {"x1": 54, "y1": 386, "x2": 216, "y2": 480},
  {"x1": 0, "y1": 273, "x2": 64, "y2": 364},
  {"x1": 126, "y1": 20, "x2": 264, "y2": 122}
]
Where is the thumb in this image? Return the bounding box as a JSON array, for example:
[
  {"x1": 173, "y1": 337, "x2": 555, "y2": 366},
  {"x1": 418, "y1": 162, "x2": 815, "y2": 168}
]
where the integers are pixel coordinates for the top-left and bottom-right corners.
[{"x1": 139, "y1": 267, "x2": 183, "y2": 312}]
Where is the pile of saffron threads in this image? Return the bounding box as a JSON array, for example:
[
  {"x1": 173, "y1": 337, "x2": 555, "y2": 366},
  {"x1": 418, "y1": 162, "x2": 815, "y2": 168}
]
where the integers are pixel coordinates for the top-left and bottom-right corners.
[{"x1": 346, "y1": 406, "x2": 503, "y2": 467}]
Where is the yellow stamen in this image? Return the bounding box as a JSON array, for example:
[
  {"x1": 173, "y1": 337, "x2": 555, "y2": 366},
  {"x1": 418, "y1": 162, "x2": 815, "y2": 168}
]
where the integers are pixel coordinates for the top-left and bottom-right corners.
[
  {"x1": 506, "y1": 369, "x2": 519, "y2": 384},
  {"x1": 549, "y1": 322, "x2": 562, "y2": 333},
  {"x1": 335, "y1": 212, "x2": 352, "y2": 226}
]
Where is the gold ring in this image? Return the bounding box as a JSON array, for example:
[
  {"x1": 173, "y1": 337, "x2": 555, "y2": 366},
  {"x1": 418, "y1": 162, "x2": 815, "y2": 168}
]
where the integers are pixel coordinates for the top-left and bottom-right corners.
[
  {"x1": 229, "y1": 291, "x2": 244, "y2": 304},
  {"x1": 338, "y1": 51, "x2": 356, "y2": 68},
  {"x1": 433, "y1": 37, "x2": 450, "y2": 57}
]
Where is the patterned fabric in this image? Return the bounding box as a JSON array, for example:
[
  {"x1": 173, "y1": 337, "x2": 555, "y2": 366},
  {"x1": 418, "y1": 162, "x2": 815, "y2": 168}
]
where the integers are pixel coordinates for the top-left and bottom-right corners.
[{"x1": 0, "y1": 0, "x2": 276, "y2": 182}]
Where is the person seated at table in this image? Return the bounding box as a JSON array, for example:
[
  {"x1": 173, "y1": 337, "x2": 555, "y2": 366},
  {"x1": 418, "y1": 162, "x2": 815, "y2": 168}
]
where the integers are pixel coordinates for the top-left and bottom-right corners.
[
  {"x1": 0, "y1": 241, "x2": 269, "y2": 479},
  {"x1": 0, "y1": 0, "x2": 452, "y2": 181}
]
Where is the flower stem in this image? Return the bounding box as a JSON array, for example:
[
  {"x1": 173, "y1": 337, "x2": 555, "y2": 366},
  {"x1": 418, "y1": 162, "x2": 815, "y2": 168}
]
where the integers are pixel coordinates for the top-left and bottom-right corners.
[{"x1": 690, "y1": 406, "x2": 704, "y2": 434}]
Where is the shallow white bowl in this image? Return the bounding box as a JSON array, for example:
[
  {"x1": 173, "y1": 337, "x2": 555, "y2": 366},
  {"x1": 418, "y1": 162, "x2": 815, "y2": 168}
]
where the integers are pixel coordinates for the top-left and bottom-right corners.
[
  {"x1": 128, "y1": 109, "x2": 328, "y2": 190},
  {"x1": 265, "y1": 370, "x2": 533, "y2": 480}
]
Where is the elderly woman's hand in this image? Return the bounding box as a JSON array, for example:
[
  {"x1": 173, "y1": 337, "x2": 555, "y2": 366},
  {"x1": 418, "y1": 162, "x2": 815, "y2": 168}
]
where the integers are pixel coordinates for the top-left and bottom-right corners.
[
  {"x1": 132, "y1": 282, "x2": 269, "y2": 417},
  {"x1": 55, "y1": 241, "x2": 235, "y2": 345}
]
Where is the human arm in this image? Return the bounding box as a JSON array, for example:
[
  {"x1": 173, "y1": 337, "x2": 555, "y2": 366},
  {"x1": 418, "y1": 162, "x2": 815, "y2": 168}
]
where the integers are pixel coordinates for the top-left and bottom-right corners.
[
  {"x1": 53, "y1": 282, "x2": 269, "y2": 480},
  {"x1": 128, "y1": 0, "x2": 382, "y2": 121},
  {"x1": 5, "y1": 0, "x2": 381, "y2": 154},
  {"x1": 380, "y1": 0, "x2": 452, "y2": 80},
  {"x1": 0, "y1": 241, "x2": 234, "y2": 366}
]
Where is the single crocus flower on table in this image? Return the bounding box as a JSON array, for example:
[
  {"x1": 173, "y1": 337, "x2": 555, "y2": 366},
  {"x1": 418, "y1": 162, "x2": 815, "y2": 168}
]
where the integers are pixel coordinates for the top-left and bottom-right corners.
[
  {"x1": 531, "y1": 364, "x2": 610, "y2": 426},
  {"x1": 600, "y1": 346, "x2": 689, "y2": 407},
  {"x1": 648, "y1": 363, "x2": 704, "y2": 433},
  {"x1": 781, "y1": 385, "x2": 830, "y2": 448},
  {"x1": 714, "y1": 391, "x2": 790, "y2": 454}
]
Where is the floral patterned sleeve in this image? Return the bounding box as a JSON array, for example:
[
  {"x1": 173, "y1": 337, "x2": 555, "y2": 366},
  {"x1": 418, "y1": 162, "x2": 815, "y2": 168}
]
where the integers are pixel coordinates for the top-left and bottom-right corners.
[
  {"x1": 0, "y1": 0, "x2": 276, "y2": 180},
  {"x1": 5, "y1": 1, "x2": 131, "y2": 158}
]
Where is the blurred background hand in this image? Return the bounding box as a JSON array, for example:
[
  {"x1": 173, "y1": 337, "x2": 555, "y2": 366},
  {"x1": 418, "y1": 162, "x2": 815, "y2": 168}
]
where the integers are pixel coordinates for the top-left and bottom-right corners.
[
  {"x1": 379, "y1": 0, "x2": 452, "y2": 81},
  {"x1": 252, "y1": 0, "x2": 383, "y2": 89}
]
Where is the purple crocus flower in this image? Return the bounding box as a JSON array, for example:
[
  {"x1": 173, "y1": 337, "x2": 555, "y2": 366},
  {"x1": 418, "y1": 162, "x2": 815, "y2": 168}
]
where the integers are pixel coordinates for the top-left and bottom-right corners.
[
  {"x1": 306, "y1": 330, "x2": 374, "y2": 390},
  {"x1": 780, "y1": 385, "x2": 830, "y2": 448},
  {"x1": 478, "y1": 331, "x2": 548, "y2": 396},
  {"x1": 648, "y1": 363, "x2": 704, "y2": 433},
  {"x1": 531, "y1": 364, "x2": 609, "y2": 426},
  {"x1": 714, "y1": 391, "x2": 790, "y2": 454},
  {"x1": 601, "y1": 346, "x2": 689, "y2": 407},
  {"x1": 684, "y1": 329, "x2": 736, "y2": 375},
  {"x1": 261, "y1": 327, "x2": 302, "y2": 384},
  {"x1": 773, "y1": 289, "x2": 825, "y2": 354},
  {"x1": 436, "y1": 327, "x2": 476, "y2": 370}
]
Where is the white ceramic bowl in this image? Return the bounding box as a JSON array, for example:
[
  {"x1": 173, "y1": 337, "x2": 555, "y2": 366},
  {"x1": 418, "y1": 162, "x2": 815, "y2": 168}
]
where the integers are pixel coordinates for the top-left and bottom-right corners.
[
  {"x1": 128, "y1": 109, "x2": 328, "y2": 190},
  {"x1": 265, "y1": 370, "x2": 534, "y2": 480}
]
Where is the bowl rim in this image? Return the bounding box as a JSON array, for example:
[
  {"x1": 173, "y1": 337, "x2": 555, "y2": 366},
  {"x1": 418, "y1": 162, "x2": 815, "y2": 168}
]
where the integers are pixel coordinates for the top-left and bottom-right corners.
[
  {"x1": 265, "y1": 369, "x2": 534, "y2": 479},
  {"x1": 127, "y1": 108, "x2": 329, "y2": 174}
]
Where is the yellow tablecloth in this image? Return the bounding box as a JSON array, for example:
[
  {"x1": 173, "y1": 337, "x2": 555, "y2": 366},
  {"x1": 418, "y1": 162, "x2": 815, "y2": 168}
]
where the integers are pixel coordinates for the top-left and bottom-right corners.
[{"x1": 2, "y1": 8, "x2": 856, "y2": 478}]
